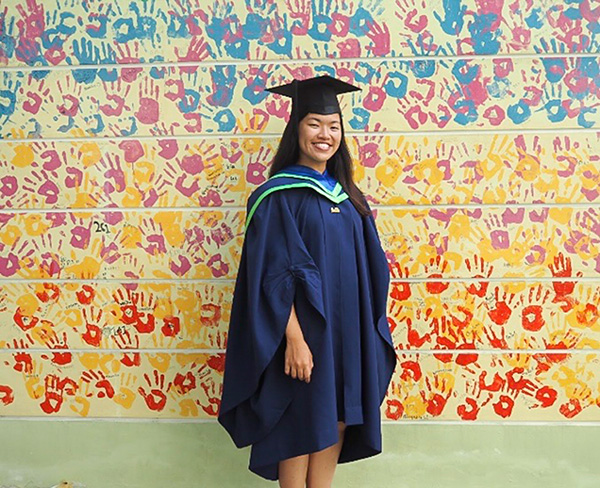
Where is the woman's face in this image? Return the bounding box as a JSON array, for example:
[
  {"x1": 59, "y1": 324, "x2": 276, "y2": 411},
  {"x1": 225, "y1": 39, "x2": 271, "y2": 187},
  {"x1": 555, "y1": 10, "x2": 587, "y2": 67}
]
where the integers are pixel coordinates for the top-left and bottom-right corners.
[{"x1": 297, "y1": 112, "x2": 342, "y2": 167}]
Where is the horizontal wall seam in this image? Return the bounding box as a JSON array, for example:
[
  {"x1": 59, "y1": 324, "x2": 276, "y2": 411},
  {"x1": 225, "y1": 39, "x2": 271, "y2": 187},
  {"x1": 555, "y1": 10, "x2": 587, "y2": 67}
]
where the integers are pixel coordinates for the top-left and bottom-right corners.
[
  {"x1": 0, "y1": 348, "x2": 596, "y2": 355},
  {"x1": 1, "y1": 127, "x2": 599, "y2": 144},
  {"x1": 1, "y1": 277, "x2": 599, "y2": 284},
  {"x1": 1, "y1": 417, "x2": 599, "y2": 426},
  {"x1": 0, "y1": 348, "x2": 224, "y2": 354},
  {"x1": 0, "y1": 51, "x2": 597, "y2": 73},
  {"x1": 2, "y1": 203, "x2": 600, "y2": 214}
]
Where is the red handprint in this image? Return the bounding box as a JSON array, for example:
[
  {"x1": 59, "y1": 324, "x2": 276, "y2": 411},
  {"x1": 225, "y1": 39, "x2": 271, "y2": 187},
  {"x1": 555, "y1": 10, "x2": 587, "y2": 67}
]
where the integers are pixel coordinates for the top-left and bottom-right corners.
[
  {"x1": 549, "y1": 252, "x2": 581, "y2": 310},
  {"x1": 12, "y1": 336, "x2": 34, "y2": 374},
  {"x1": 138, "y1": 370, "x2": 170, "y2": 412},
  {"x1": 534, "y1": 386, "x2": 558, "y2": 408},
  {"x1": 173, "y1": 371, "x2": 197, "y2": 395},
  {"x1": 464, "y1": 255, "x2": 494, "y2": 297},
  {"x1": 398, "y1": 359, "x2": 422, "y2": 382},
  {"x1": 519, "y1": 285, "x2": 550, "y2": 332},
  {"x1": 112, "y1": 329, "x2": 141, "y2": 367},
  {"x1": 82, "y1": 307, "x2": 103, "y2": 347},
  {"x1": 39, "y1": 374, "x2": 77, "y2": 414},
  {"x1": 40, "y1": 330, "x2": 72, "y2": 366},
  {"x1": 487, "y1": 286, "x2": 516, "y2": 326},
  {"x1": 424, "y1": 256, "x2": 450, "y2": 294},
  {"x1": 81, "y1": 370, "x2": 115, "y2": 399},
  {"x1": 0, "y1": 384, "x2": 15, "y2": 406},
  {"x1": 420, "y1": 374, "x2": 452, "y2": 417}
]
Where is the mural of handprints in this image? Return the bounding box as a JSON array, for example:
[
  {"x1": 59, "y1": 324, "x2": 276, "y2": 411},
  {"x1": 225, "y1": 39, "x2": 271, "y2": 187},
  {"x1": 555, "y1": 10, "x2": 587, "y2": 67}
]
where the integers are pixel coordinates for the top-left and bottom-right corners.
[
  {"x1": 1, "y1": 0, "x2": 600, "y2": 423},
  {"x1": 0, "y1": 0, "x2": 598, "y2": 68},
  {"x1": 1, "y1": 133, "x2": 600, "y2": 210},
  {"x1": 2, "y1": 58, "x2": 599, "y2": 138}
]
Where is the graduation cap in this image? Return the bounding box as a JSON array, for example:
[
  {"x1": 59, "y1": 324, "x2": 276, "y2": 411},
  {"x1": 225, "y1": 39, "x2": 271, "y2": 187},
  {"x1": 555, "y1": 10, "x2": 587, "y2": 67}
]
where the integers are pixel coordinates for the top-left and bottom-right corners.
[{"x1": 266, "y1": 75, "x2": 360, "y2": 121}]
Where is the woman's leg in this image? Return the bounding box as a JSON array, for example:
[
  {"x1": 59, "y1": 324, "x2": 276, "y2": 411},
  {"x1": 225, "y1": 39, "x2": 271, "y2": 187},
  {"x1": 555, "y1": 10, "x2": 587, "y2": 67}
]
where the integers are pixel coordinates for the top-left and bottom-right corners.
[
  {"x1": 279, "y1": 454, "x2": 310, "y2": 488},
  {"x1": 306, "y1": 422, "x2": 346, "y2": 488}
]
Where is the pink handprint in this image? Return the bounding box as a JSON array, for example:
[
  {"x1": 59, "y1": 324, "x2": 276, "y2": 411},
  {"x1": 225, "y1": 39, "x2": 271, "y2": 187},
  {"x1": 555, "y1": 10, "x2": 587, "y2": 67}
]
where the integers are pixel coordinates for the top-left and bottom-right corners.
[
  {"x1": 365, "y1": 19, "x2": 390, "y2": 56},
  {"x1": 395, "y1": 0, "x2": 428, "y2": 33},
  {"x1": 175, "y1": 37, "x2": 210, "y2": 73}
]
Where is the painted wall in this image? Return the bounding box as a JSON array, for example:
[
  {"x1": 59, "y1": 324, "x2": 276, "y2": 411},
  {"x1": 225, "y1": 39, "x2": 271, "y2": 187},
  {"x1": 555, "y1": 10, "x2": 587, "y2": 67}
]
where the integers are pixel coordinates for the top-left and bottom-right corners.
[{"x1": 0, "y1": 0, "x2": 599, "y2": 486}]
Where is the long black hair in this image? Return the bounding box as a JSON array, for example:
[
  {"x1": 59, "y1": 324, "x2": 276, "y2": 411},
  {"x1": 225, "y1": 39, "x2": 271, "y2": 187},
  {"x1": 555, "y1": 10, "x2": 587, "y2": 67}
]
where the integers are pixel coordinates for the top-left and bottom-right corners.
[{"x1": 268, "y1": 112, "x2": 371, "y2": 217}]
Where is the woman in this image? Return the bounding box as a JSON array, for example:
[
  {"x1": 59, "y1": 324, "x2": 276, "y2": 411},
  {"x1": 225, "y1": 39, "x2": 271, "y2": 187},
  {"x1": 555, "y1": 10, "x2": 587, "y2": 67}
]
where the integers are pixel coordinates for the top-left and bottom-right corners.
[{"x1": 218, "y1": 75, "x2": 396, "y2": 487}]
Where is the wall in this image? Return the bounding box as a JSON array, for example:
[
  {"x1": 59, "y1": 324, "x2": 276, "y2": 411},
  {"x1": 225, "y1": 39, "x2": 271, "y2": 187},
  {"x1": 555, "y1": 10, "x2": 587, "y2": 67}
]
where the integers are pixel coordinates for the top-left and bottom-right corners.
[{"x1": 0, "y1": 0, "x2": 599, "y2": 486}]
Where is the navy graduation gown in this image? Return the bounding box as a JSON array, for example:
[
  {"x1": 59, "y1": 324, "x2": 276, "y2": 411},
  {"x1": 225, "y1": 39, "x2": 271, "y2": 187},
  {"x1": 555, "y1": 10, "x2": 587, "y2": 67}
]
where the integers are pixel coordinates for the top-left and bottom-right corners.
[{"x1": 218, "y1": 165, "x2": 397, "y2": 480}]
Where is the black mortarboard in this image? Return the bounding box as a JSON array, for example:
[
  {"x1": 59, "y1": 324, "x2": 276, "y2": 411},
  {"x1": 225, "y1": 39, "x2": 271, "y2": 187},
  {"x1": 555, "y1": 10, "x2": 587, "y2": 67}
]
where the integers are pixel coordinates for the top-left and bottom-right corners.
[{"x1": 266, "y1": 75, "x2": 360, "y2": 121}]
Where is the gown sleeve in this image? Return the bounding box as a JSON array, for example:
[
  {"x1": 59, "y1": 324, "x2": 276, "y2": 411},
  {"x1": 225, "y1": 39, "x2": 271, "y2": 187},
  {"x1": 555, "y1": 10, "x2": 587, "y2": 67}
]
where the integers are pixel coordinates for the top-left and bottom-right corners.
[{"x1": 218, "y1": 190, "x2": 328, "y2": 448}]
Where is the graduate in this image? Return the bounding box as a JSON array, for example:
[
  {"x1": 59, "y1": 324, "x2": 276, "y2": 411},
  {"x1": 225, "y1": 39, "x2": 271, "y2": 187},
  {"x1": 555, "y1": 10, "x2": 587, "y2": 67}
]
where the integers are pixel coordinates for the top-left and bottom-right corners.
[{"x1": 218, "y1": 74, "x2": 397, "y2": 487}]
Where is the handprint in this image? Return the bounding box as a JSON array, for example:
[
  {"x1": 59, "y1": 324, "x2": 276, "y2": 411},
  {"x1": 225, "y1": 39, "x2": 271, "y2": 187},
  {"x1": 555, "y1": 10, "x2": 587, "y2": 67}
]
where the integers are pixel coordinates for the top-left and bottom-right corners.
[
  {"x1": 549, "y1": 251, "x2": 581, "y2": 301},
  {"x1": 519, "y1": 285, "x2": 551, "y2": 332},
  {"x1": 464, "y1": 254, "x2": 494, "y2": 297},
  {"x1": 0, "y1": 384, "x2": 14, "y2": 406},
  {"x1": 40, "y1": 330, "x2": 71, "y2": 366},
  {"x1": 81, "y1": 369, "x2": 115, "y2": 399},
  {"x1": 365, "y1": 18, "x2": 390, "y2": 56},
  {"x1": 420, "y1": 373, "x2": 453, "y2": 417},
  {"x1": 39, "y1": 374, "x2": 78, "y2": 414},
  {"x1": 424, "y1": 255, "x2": 450, "y2": 294},
  {"x1": 137, "y1": 217, "x2": 167, "y2": 256},
  {"x1": 112, "y1": 288, "x2": 156, "y2": 334},
  {"x1": 114, "y1": 372, "x2": 138, "y2": 409},
  {"x1": 112, "y1": 329, "x2": 141, "y2": 367},
  {"x1": 486, "y1": 285, "x2": 516, "y2": 326},
  {"x1": 138, "y1": 370, "x2": 170, "y2": 412},
  {"x1": 12, "y1": 336, "x2": 35, "y2": 373},
  {"x1": 395, "y1": 0, "x2": 428, "y2": 33},
  {"x1": 197, "y1": 360, "x2": 223, "y2": 416},
  {"x1": 82, "y1": 306, "x2": 103, "y2": 347}
]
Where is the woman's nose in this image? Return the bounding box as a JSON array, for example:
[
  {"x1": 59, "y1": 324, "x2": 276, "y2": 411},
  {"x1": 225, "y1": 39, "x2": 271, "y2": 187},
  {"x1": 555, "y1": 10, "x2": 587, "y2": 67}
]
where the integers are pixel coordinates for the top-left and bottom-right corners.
[{"x1": 317, "y1": 127, "x2": 330, "y2": 138}]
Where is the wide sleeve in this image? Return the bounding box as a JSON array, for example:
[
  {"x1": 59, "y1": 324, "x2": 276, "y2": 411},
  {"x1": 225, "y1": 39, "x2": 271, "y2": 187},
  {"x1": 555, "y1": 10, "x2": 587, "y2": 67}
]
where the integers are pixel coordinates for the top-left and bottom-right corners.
[{"x1": 218, "y1": 190, "x2": 327, "y2": 448}]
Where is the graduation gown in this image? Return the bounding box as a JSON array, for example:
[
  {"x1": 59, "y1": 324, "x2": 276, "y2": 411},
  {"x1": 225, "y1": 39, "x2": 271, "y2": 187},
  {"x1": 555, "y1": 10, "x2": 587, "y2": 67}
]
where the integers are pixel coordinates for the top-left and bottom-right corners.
[{"x1": 218, "y1": 164, "x2": 397, "y2": 480}]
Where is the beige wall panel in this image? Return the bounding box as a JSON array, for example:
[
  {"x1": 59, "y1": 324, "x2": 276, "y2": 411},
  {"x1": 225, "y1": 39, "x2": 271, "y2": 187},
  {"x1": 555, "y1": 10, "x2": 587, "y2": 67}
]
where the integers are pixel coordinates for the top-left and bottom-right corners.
[
  {"x1": 2, "y1": 57, "x2": 598, "y2": 139},
  {"x1": 0, "y1": 0, "x2": 595, "y2": 67},
  {"x1": 0, "y1": 210, "x2": 244, "y2": 280},
  {"x1": 386, "y1": 352, "x2": 600, "y2": 421},
  {"x1": 0, "y1": 282, "x2": 231, "y2": 350},
  {"x1": 0, "y1": 352, "x2": 223, "y2": 418},
  {"x1": 391, "y1": 281, "x2": 600, "y2": 350},
  {"x1": 2, "y1": 206, "x2": 599, "y2": 279},
  {"x1": 2, "y1": 350, "x2": 599, "y2": 421},
  {"x1": 1, "y1": 279, "x2": 599, "y2": 352},
  {"x1": 2, "y1": 132, "x2": 600, "y2": 209},
  {"x1": 379, "y1": 206, "x2": 600, "y2": 278}
]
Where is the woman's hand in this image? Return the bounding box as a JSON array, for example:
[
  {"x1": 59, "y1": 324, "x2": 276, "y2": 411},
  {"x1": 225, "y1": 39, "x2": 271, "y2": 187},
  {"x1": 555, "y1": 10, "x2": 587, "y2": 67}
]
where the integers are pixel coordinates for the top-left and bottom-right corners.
[
  {"x1": 284, "y1": 336, "x2": 313, "y2": 383},
  {"x1": 284, "y1": 302, "x2": 313, "y2": 383}
]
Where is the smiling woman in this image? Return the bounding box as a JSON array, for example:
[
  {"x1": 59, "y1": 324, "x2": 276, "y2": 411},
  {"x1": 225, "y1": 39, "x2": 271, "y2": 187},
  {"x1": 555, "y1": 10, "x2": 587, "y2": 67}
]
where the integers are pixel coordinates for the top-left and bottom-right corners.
[{"x1": 218, "y1": 75, "x2": 396, "y2": 488}]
